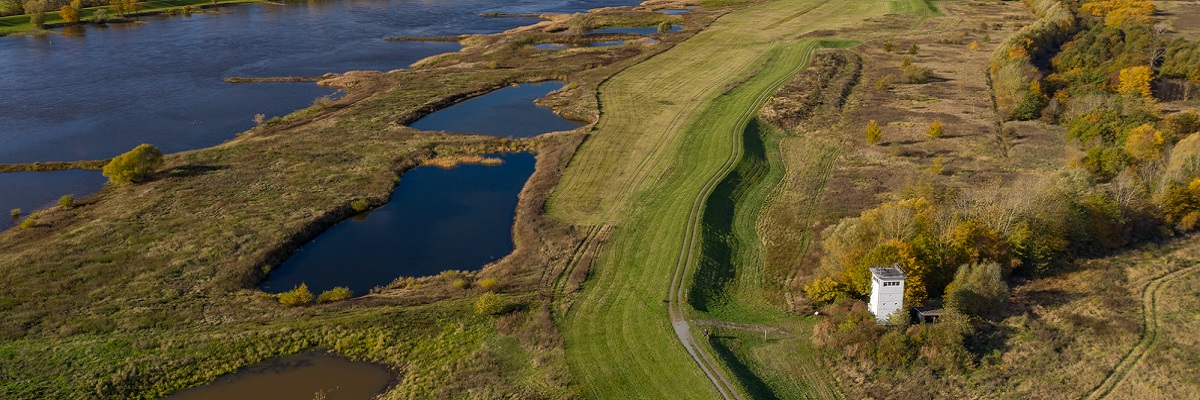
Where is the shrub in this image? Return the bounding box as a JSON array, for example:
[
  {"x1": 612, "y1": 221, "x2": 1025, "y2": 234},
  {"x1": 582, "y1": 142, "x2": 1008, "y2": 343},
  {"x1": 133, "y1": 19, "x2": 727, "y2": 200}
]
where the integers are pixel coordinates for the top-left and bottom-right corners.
[
  {"x1": 875, "y1": 74, "x2": 894, "y2": 90},
  {"x1": 58, "y1": 195, "x2": 75, "y2": 208},
  {"x1": 900, "y1": 66, "x2": 932, "y2": 84},
  {"x1": 968, "y1": 40, "x2": 980, "y2": 51},
  {"x1": 804, "y1": 277, "x2": 846, "y2": 303},
  {"x1": 1079, "y1": 146, "x2": 1129, "y2": 181},
  {"x1": 10, "y1": 209, "x2": 20, "y2": 218},
  {"x1": 900, "y1": 57, "x2": 911, "y2": 69},
  {"x1": 18, "y1": 216, "x2": 36, "y2": 229},
  {"x1": 477, "y1": 277, "x2": 499, "y2": 291},
  {"x1": 102, "y1": 144, "x2": 164, "y2": 184},
  {"x1": 350, "y1": 199, "x2": 370, "y2": 212},
  {"x1": 253, "y1": 113, "x2": 266, "y2": 125},
  {"x1": 317, "y1": 287, "x2": 353, "y2": 303},
  {"x1": 866, "y1": 120, "x2": 883, "y2": 145},
  {"x1": 883, "y1": 38, "x2": 895, "y2": 52},
  {"x1": 278, "y1": 284, "x2": 314, "y2": 306},
  {"x1": 943, "y1": 262, "x2": 1008, "y2": 319},
  {"x1": 474, "y1": 292, "x2": 506, "y2": 315},
  {"x1": 907, "y1": 43, "x2": 919, "y2": 55},
  {"x1": 92, "y1": 8, "x2": 107, "y2": 23},
  {"x1": 930, "y1": 156, "x2": 945, "y2": 175},
  {"x1": 927, "y1": 119, "x2": 944, "y2": 139},
  {"x1": 657, "y1": 21, "x2": 671, "y2": 33},
  {"x1": 1162, "y1": 111, "x2": 1200, "y2": 142},
  {"x1": 451, "y1": 279, "x2": 468, "y2": 289}
]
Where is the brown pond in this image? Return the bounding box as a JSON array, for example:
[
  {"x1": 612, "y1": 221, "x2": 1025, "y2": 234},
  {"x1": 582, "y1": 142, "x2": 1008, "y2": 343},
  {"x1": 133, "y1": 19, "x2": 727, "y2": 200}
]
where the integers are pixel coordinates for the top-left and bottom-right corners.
[{"x1": 167, "y1": 350, "x2": 393, "y2": 400}]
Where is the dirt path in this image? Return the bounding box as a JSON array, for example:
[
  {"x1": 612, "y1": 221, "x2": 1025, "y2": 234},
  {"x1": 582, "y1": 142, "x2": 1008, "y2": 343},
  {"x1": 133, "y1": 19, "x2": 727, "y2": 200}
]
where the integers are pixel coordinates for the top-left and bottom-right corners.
[{"x1": 1084, "y1": 261, "x2": 1200, "y2": 399}]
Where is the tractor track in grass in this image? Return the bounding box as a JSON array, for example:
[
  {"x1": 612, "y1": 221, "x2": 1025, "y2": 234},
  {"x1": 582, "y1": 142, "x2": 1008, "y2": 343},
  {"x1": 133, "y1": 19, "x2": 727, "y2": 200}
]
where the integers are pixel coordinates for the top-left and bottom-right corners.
[{"x1": 1084, "y1": 262, "x2": 1200, "y2": 399}]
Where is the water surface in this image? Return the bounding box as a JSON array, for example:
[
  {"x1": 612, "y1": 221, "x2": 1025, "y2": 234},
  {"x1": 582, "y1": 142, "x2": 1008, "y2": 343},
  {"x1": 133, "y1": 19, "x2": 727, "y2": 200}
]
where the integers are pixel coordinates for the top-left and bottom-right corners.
[
  {"x1": 0, "y1": 170, "x2": 106, "y2": 230},
  {"x1": 168, "y1": 350, "x2": 392, "y2": 400},
  {"x1": 409, "y1": 82, "x2": 583, "y2": 137},
  {"x1": 589, "y1": 40, "x2": 627, "y2": 47},
  {"x1": 0, "y1": 0, "x2": 639, "y2": 163},
  {"x1": 260, "y1": 153, "x2": 536, "y2": 295},
  {"x1": 534, "y1": 43, "x2": 570, "y2": 50}
]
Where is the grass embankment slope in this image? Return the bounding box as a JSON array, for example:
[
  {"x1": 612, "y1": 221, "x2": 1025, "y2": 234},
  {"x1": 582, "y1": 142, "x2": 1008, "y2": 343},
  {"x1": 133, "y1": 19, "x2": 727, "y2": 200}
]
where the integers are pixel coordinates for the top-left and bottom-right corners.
[
  {"x1": 0, "y1": 0, "x2": 263, "y2": 36},
  {"x1": 548, "y1": 0, "x2": 889, "y2": 398}
]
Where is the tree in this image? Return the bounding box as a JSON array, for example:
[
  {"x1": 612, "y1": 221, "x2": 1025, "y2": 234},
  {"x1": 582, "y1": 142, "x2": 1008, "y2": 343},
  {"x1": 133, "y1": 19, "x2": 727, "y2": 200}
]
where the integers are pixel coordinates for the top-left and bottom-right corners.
[
  {"x1": 23, "y1": 0, "x2": 45, "y2": 26},
  {"x1": 1118, "y1": 66, "x2": 1154, "y2": 98},
  {"x1": 927, "y1": 119, "x2": 944, "y2": 139},
  {"x1": 92, "y1": 7, "x2": 108, "y2": 22},
  {"x1": 317, "y1": 287, "x2": 353, "y2": 303},
  {"x1": 943, "y1": 262, "x2": 1008, "y2": 319},
  {"x1": 103, "y1": 144, "x2": 164, "y2": 184},
  {"x1": 866, "y1": 120, "x2": 883, "y2": 145},
  {"x1": 109, "y1": 0, "x2": 140, "y2": 17},
  {"x1": 1012, "y1": 80, "x2": 1049, "y2": 120},
  {"x1": 58, "y1": 195, "x2": 75, "y2": 208},
  {"x1": 1124, "y1": 124, "x2": 1164, "y2": 162},
  {"x1": 278, "y1": 283, "x2": 314, "y2": 306},
  {"x1": 59, "y1": 4, "x2": 79, "y2": 23}
]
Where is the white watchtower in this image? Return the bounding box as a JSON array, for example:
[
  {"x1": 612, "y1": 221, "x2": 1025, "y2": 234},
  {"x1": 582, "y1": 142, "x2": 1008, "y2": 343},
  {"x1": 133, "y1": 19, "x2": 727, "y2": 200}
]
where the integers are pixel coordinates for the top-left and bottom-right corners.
[{"x1": 868, "y1": 266, "x2": 906, "y2": 323}]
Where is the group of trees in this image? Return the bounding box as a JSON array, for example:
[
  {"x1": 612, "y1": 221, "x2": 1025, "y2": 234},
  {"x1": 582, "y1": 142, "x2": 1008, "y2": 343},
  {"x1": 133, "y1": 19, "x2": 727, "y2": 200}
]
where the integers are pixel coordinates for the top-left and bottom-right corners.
[
  {"x1": 812, "y1": 0, "x2": 1200, "y2": 316},
  {"x1": 17, "y1": 0, "x2": 136, "y2": 26}
]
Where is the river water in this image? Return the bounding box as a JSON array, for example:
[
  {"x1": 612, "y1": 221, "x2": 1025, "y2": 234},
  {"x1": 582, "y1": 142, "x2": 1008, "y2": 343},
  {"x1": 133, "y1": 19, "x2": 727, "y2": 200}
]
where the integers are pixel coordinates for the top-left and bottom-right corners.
[{"x1": 0, "y1": 0, "x2": 637, "y2": 225}]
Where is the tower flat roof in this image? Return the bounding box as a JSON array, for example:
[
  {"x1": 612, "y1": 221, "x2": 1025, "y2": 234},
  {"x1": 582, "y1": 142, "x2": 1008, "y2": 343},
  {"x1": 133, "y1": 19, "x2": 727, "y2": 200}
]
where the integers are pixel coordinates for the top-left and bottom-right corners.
[{"x1": 870, "y1": 266, "x2": 906, "y2": 280}]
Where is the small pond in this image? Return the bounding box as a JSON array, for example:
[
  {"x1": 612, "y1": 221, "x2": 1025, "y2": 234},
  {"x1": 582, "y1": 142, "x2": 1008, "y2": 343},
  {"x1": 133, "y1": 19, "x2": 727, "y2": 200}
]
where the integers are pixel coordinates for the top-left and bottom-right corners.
[
  {"x1": 590, "y1": 40, "x2": 627, "y2": 47},
  {"x1": 534, "y1": 43, "x2": 570, "y2": 50},
  {"x1": 259, "y1": 153, "x2": 536, "y2": 296},
  {"x1": 409, "y1": 81, "x2": 584, "y2": 137},
  {"x1": 658, "y1": 9, "x2": 692, "y2": 14},
  {"x1": 588, "y1": 24, "x2": 683, "y2": 35},
  {"x1": 168, "y1": 350, "x2": 392, "y2": 400},
  {"x1": 0, "y1": 170, "x2": 106, "y2": 230}
]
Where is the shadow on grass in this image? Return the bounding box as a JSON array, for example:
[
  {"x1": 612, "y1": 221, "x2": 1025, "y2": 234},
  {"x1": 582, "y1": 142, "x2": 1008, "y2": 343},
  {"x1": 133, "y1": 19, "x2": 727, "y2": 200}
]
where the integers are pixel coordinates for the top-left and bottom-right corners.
[
  {"x1": 708, "y1": 333, "x2": 780, "y2": 400},
  {"x1": 687, "y1": 119, "x2": 770, "y2": 312}
]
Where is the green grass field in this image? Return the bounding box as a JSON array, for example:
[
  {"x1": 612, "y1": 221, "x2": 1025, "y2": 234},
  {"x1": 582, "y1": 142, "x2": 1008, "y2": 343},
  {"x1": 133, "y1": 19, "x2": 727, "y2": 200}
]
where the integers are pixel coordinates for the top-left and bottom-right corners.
[{"x1": 549, "y1": 0, "x2": 892, "y2": 398}]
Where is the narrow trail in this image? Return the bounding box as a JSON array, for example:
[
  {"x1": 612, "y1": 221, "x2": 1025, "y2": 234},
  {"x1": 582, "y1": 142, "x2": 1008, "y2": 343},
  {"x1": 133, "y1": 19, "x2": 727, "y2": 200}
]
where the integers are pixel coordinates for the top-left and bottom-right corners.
[
  {"x1": 668, "y1": 45, "x2": 816, "y2": 400},
  {"x1": 1084, "y1": 262, "x2": 1200, "y2": 400}
]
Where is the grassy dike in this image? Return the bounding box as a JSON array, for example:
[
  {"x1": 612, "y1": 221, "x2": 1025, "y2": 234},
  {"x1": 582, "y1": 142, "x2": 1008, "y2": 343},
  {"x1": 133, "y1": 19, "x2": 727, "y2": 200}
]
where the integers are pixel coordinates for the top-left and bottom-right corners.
[
  {"x1": 547, "y1": 0, "x2": 892, "y2": 397},
  {"x1": 0, "y1": 0, "x2": 265, "y2": 36}
]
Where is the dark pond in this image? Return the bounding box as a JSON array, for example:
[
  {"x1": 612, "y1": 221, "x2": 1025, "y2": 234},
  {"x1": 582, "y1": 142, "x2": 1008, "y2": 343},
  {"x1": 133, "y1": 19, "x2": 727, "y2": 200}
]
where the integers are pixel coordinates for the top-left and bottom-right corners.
[
  {"x1": 408, "y1": 81, "x2": 584, "y2": 137},
  {"x1": 260, "y1": 153, "x2": 535, "y2": 296},
  {"x1": 588, "y1": 24, "x2": 683, "y2": 35},
  {"x1": 0, "y1": 170, "x2": 106, "y2": 230},
  {"x1": 589, "y1": 40, "x2": 627, "y2": 47},
  {"x1": 534, "y1": 43, "x2": 570, "y2": 50},
  {"x1": 168, "y1": 350, "x2": 392, "y2": 400}
]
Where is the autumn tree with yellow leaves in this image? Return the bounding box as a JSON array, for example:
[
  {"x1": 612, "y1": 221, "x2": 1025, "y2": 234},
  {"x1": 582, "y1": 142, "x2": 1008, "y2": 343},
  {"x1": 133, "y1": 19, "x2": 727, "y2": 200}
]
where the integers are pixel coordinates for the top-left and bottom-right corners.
[{"x1": 1118, "y1": 66, "x2": 1154, "y2": 98}]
